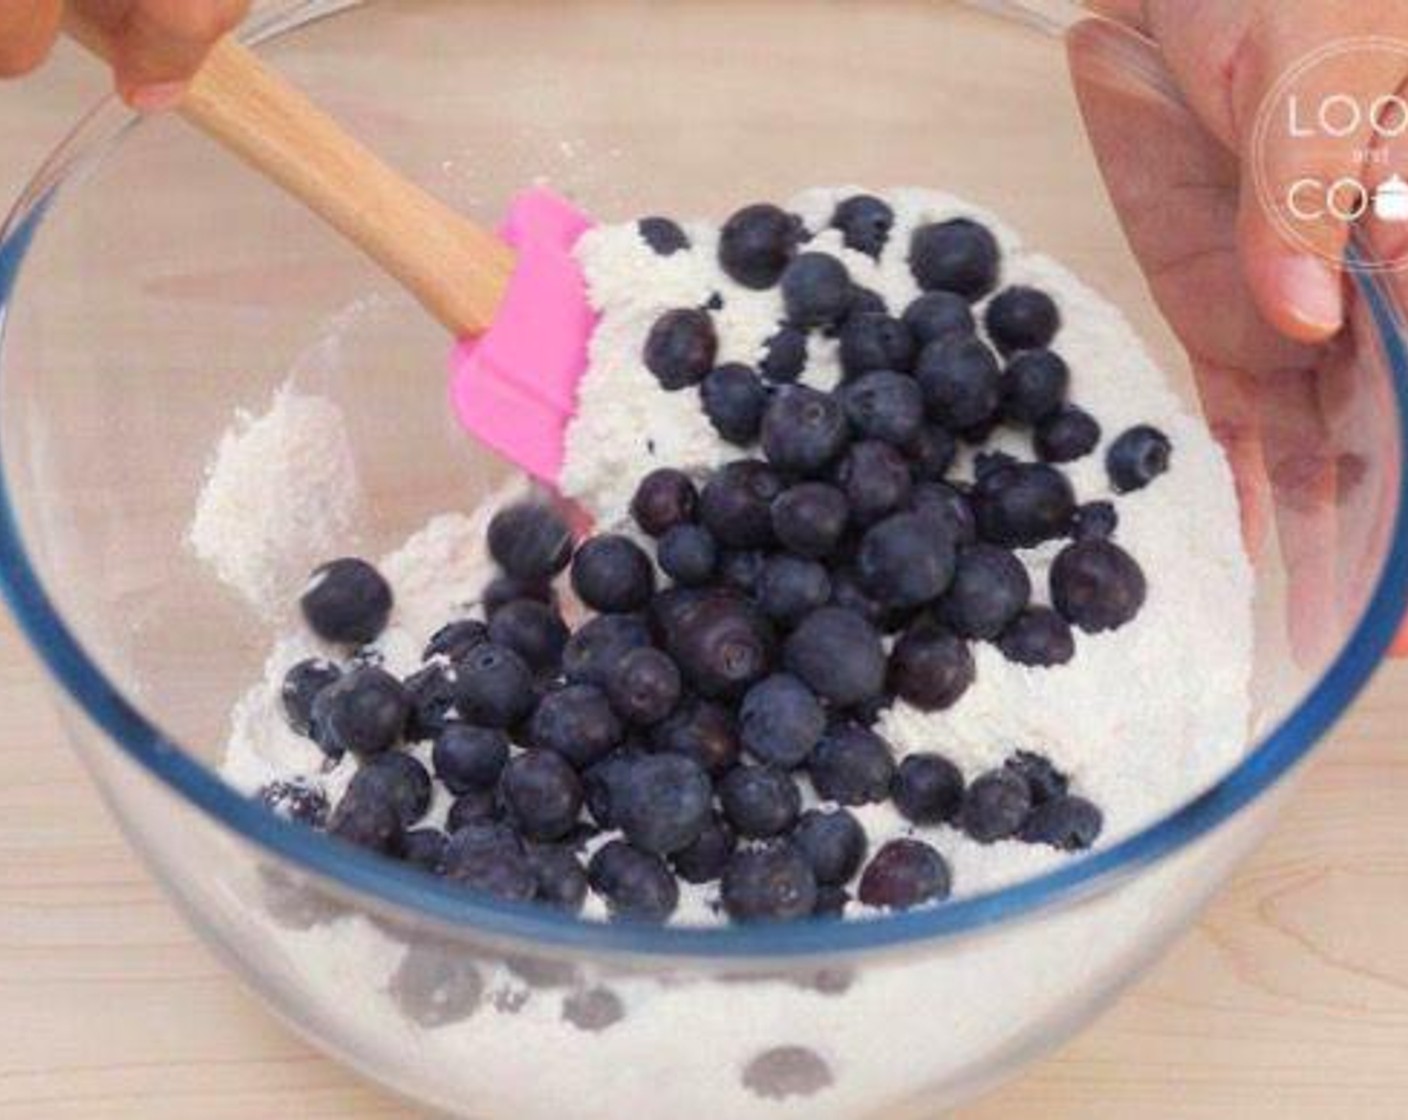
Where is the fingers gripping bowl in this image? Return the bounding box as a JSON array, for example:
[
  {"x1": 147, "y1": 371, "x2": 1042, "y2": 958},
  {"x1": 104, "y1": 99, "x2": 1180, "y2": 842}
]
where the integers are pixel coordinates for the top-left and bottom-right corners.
[{"x1": 1, "y1": 3, "x2": 1405, "y2": 1118}]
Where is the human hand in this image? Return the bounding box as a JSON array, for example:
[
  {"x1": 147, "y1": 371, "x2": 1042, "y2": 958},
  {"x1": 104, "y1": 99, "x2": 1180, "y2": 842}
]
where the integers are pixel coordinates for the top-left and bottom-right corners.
[
  {"x1": 0, "y1": 0, "x2": 249, "y2": 110},
  {"x1": 1070, "y1": 1, "x2": 1408, "y2": 661}
]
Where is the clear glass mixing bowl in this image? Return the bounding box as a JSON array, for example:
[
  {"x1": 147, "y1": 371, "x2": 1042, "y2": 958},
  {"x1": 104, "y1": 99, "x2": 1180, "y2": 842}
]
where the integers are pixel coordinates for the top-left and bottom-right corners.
[{"x1": 1, "y1": 2, "x2": 1405, "y2": 1117}]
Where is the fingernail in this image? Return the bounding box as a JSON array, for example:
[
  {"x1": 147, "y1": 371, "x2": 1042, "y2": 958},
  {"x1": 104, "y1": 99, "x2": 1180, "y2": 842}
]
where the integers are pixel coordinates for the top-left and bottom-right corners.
[
  {"x1": 126, "y1": 81, "x2": 188, "y2": 113},
  {"x1": 1280, "y1": 254, "x2": 1344, "y2": 336}
]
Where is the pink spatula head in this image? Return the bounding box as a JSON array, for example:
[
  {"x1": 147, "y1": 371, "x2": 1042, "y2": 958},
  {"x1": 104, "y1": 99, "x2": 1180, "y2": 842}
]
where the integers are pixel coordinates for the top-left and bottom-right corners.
[{"x1": 450, "y1": 188, "x2": 598, "y2": 485}]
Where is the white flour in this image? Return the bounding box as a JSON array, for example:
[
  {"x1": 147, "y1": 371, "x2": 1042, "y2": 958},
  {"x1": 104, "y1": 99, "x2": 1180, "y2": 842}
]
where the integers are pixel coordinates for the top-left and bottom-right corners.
[{"x1": 202, "y1": 187, "x2": 1254, "y2": 1120}]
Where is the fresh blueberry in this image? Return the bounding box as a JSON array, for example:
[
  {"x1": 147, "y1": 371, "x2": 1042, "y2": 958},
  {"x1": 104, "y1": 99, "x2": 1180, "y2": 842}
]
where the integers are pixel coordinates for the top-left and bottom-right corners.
[
  {"x1": 781, "y1": 252, "x2": 853, "y2": 327},
  {"x1": 721, "y1": 842, "x2": 818, "y2": 924},
  {"x1": 757, "y1": 556, "x2": 832, "y2": 627},
  {"x1": 423, "y1": 619, "x2": 489, "y2": 663},
  {"x1": 720, "y1": 765, "x2": 802, "y2": 838},
  {"x1": 839, "y1": 314, "x2": 916, "y2": 378},
  {"x1": 857, "y1": 511, "x2": 957, "y2": 609},
  {"x1": 433, "y1": 724, "x2": 509, "y2": 795},
  {"x1": 887, "y1": 617, "x2": 975, "y2": 711},
  {"x1": 971, "y1": 462, "x2": 1076, "y2": 548},
  {"x1": 904, "y1": 425, "x2": 959, "y2": 481},
  {"x1": 770, "y1": 482, "x2": 849, "y2": 559},
  {"x1": 785, "y1": 607, "x2": 887, "y2": 707},
  {"x1": 631, "y1": 468, "x2": 698, "y2": 537},
  {"x1": 761, "y1": 385, "x2": 851, "y2": 475},
  {"x1": 258, "y1": 779, "x2": 329, "y2": 828},
  {"x1": 759, "y1": 325, "x2": 808, "y2": 383},
  {"x1": 663, "y1": 590, "x2": 776, "y2": 700},
  {"x1": 903, "y1": 291, "x2": 976, "y2": 346},
  {"x1": 1035, "y1": 405, "x2": 1101, "y2": 464},
  {"x1": 827, "y1": 570, "x2": 892, "y2": 631},
  {"x1": 912, "y1": 482, "x2": 978, "y2": 546},
  {"x1": 616, "y1": 753, "x2": 713, "y2": 855},
  {"x1": 699, "y1": 460, "x2": 785, "y2": 548},
  {"x1": 791, "y1": 808, "x2": 867, "y2": 886},
  {"x1": 654, "y1": 698, "x2": 741, "y2": 776},
  {"x1": 831, "y1": 194, "x2": 894, "y2": 258},
  {"x1": 482, "y1": 574, "x2": 555, "y2": 618},
  {"x1": 657, "y1": 524, "x2": 718, "y2": 587},
  {"x1": 644, "y1": 308, "x2": 718, "y2": 390},
  {"x1": 587, "y1": 840, "x2": 679, "y2": 922},
  {"x1": 915, "y1": 335, "x2": 1003, "y2": 432},
  {"x1": 857, "y1": 839, "x2": 951, "y2": 910},
  {"x1": 671, "y1": 813, "x2": 737, "y2": 884},
  {"x1": 834, "y1": 440, "x2": 913, "y2": 526},
  {"x1": 562, "y1": 614, "x2": 651, "y2": 688},
  {"x1": 487, "y1": 502, "x2": 574, "y2": 582},
  {"x1": 328, "y1": 785, "x2": 403, "y2": 855},
  {"x1": 488, "y1": 599, "x2": 569, "y2": 672},
  {"x1": 813, "y1": 885, "x2": 852, "y2": 918},
  {"x1": 960, "y1": 769, "x2": 1034, "y2": 843},
  {"x1": 581, "y1": 747, "x2": 644, "y2": 829},
  {"x1": 1001, "y1": 349, "x2": 1068, "y2": 424},
  {"x1": 841, "y1": 371, "x2": 925, "y2": 446},
  {"x1": 529, "y1": 684, "x2": 623, "y2": 769},
  {"x1": 998, "y1": 607, "x2": 1076, "y2": 667},
  {"x1": 719, "y1": 203, "x2": 803, "y2": 289},
  {"x1": 938, "y1": 543, "x2": 1031, "y2": 639},
  {"x1": 848, "y1": 285, "x2": 889, "y2": 316},
  {"x1": 1073, "y1": 500, "x2": 1119, "y2": 541},
  {"x1": 974, "y1": 450, "x2": 1019, "y2": 481},
  {"x1": 311, "y1": 667, "x2": 409, "y2": 758},
  {"x1": 985, "y1": 285, "x2": 1061, "y2": 353},
  {"x1": 809, "y1": 722, "x2": 897, "y2": 806},
  {"x1": 605, "y1": 646, "x2": 682, "y2": 726},
  {"x1": 891, "y1": 754, "x2": 965, "y2": 825},
  {"x1": 301, "y1": 558, "x2": 393, "y2": 645},
  {"x1": 638, "y1": 216, "x2": 690, "y2": 255},
  {"x1": 571, "y1": 534, "x2": 656, "y2": 613},
  {"x1": 718, "y1": 549, "x2": 768, "y2": 594},
  {"x1": 446, "y1": 787, "x2": 502, "y2": 832},
  {"x1": 401, "y1": 828, "x2": 449, "y2": 874},
  {"x1": 740, "y1": 674, "x2": 826, "y2": 768},
  {"x1": 1004, "y1": 751, "x2": 1069, "y2": 805},
  {"x1": 455, "y1": 643, "x2": 535, "y2": 729},
  {"x1": 500, "y1": 751, "x2": 584, "y2": 843},
  {"x1": 348, "y1": 751, "x2": 432, "y2": 827},
  {"x1": 1107, "y1": 425, "x2": 1172, "y2": 493},
  {"x1": 524, "y1": 844, "x2": 589, "y2": 912},
  {"x1": 280, "y1": 658, "x2": 342, "y2": 737},
  {"x1": 1020, "y1": 795, "x2": 1104, "y2": 851},
  {"x1": 1050, "y1": 539, "x2": 1147, "y2": 633},
  {"x1": 443, "y1": 821, "x2": 537, "y2": 902},
  {"x1": 909, "y1": 218, "x2": 1001, "y2": 300},
  {"x1": 701, "y1": 363, "x2": 770, "y2": 444}
]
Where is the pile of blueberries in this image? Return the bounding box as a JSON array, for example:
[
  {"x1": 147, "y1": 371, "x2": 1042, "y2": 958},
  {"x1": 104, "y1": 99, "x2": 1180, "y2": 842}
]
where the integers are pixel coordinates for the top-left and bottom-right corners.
[{"x1": 257, "y1": 194, "x2": 1173, "y2": 926}]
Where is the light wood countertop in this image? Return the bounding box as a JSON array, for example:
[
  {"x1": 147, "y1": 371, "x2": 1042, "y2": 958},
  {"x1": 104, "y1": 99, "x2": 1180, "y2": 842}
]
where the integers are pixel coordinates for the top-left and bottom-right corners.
[{"x1": 1, "y1": 34, "x2": 1406, "y2": 1120}]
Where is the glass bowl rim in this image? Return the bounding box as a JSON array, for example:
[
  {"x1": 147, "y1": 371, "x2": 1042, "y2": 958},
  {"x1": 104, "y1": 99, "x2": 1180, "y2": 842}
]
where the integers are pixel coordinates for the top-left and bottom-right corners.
[{"x1": 0, "y1": 0, "x2": 1405, "y2": 961}]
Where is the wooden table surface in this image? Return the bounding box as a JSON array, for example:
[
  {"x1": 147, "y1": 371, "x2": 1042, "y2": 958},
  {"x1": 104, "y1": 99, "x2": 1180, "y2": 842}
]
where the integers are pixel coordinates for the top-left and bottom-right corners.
[{"x1": 2, "y1": 32, "x2": 1407, "y2": 1120}]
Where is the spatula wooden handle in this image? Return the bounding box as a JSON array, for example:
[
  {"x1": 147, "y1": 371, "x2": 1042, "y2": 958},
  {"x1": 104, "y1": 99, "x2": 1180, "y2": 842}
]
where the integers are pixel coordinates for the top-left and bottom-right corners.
[{"x1": 65, "y1": 16, "x2": 515, "y2": 337}]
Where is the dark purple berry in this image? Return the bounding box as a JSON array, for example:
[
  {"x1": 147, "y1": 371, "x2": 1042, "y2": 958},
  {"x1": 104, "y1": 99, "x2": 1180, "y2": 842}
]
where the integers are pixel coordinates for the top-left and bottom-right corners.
[
  {"x1": 813, "y1": 885, "x2": 852, "y2": 918},
  {"x1": 1073, "y1": 501, "x2": 1119, "y2": 541},
  {"x1": 1035, "y1": 405, "x2": 1101, "y2": 463},
  {"x1": 757, "y1": 556, "x2": 832, "y2": 626},
  {"x1": 960, "y1": 769, "x2": 1033, "y2": 843},
  {"x1": 582, "y1": 748, "x2": 645, "y2": 830},
  {"x1": 446, "y1": 788, "x2": 502, "y2": 831},
  {"x1": 835, "y1": 440, "x2": 912, "y2": 526},
  {"x1": 781, "y1": 252, "x2": 853, "y2": 327},
  {"x1": 328, "y1": 785, "x2": 403, "y2": 855},
  {"x1": 663, "y1": 590, "x2": 776, "y2": 700},
  {"x1": 605, "y1": 646, "x2": 682, "y2": 726},
  {"x1": 562, "y1": 614, "x2": 651, "y2": 688},
  {"x1": 455, "y1": 643, "x2": 535, "y2": 728},
  {"x1": 488, "y1": 599, "x2": 568, "y2": 672},
  {"x1": 443, "y1": 822, "x2": 537, "y2": 902},
  {"x1": 699, "y1": 460, "x2": 785, "y2": 548},
  {"x1": 909, "y1": 218, "x2": 1001, "y2": 300},
  {"x1": 671, "y1": 814, "x2": 736, "y2": 884},
  {"x1": 616, "y1": 753, "x2": 713, "y2": 855},
  {"x1": 657, "y1": 524, "x2": 718, "y2": 586},
  {"x1": 280, "y1": 658, "x2": 341, "y2": 736},
  {"x1": 701, "y1": 363, "x2": 770, "y2": 444},
  {"x1": 1001, "y1": 349, "x2": 1068, "y2": 423},
  {"x1": 1005, "y1": 751, "x2": 1069, "y2": 805},
  {"x1": 571, "y1": 534, "x2": 656, "y2": 613},
  {"x1": 527, "y1": 844, "x2": 589, "y2": 911},
  {"x1": 482, "y1": 574, "x2": 555, "y2": 618},
  {"x1": 848, "y1": 285, "x2": 888, "y2": 316},
  {"x1": 784, "y1": 607, "x2": 887, "y2": 708},
  {"x1": 832, "y1": 194, "x2": 894, "y2": 258},
  {"x1": 761, "y1": 385, "x2": 851, "y2": 475},
  {"x1": 839, "y1": 314, "x2": 915, "y2": 378},
  {"x1": 718, "y1": 549, "x2": 768, "y2": 594},
  {"x1": 985, "y1": 285, "x2": 1061, "y2": 353},
  {"x1": 891, "y1": 754, "x2": 965, "y2": 825},
  {"x1": 1020, "y1": 795, "x2": 1104, "y2": 851},
  {"x1": 654, "y1": 699, "x2": 741, "y2": 776},
  {"x1": 938, "y1": 543, "x2": 1031, "y2": 639},
  {"x1": 916, "y1": 335, "x2": 1002, "y2": 432},
  {"x1": 487, "y1": 502, "x2": 574, "y2": 582},
  {"x1": 311, "y1": 667, "x2": 408, "y2": 758},
  {"x1": 791, "y1": 808, "x2": 866, "y2": 886},
  {"x1": 912, "y1": 482, "x2": 978, "y2": 547},
  {"x1": 638, "y1": 216, "x2": 689, "y2": 255},
  {"x1": 588, "y1": 840, "x2": 679, "y2": 922},
  {"x1": 904, "y1": 425, "x2": 958, "y2": 481},
  {"x1": 1107, "y1": 425, "x2": 1172, "y2": 493},
  {"x1": 809, "y1": 722, "x2": 897, "y2": 806},
  {"x1": 348, "y1": 751, "x2": 432, "y2": 828},
  {"x1": 760, "y1": 325, "x2": 808, "y2": 383},
  {"x1": 903, "y1": 291, "x2": 975, "y2": 346},
  {"x1": 720, "y1": 765, "x2": 802, "y2": 839},
  {"x1": 857, "y1": 511, "x2": 957, "y2": 609},
  {"x1": 770, "y1": 482, "x2": 849, "y2": 559},
  {"x1": 739, "y1": 674, "x2": 826, "y2": 768},
  {"x1": 721, "y1": 842, "x2": 818, "y2": 923},
  {"x1": 500, "y1": 750, "x2": 583, "y2": 842},
  {"x1": 858, "y1": 839, "x2": 951, "y2": 910},
  {"x1": 887, "y1": 617, "x2": 975, "y2": 712},
  {"x1": 301, "y1": 558, "x2": 393, "y2": 645},
  {"x1": 971, "y1": 463, "x2": 1076, "y2": 548},
  {"x1": 998, "y1": 607, "x2": 1076, "y2": 667},
  {"x1": 720, "y1": 203, "x2": 802, "y2": 289},
  {"x1": 401, "y1": 828, "x2": 449, "y2": 874},
  {"x1": 423, "y1": 619, "x2": 489, "y2": 663},
  {"x1": 433, "y1": 724, "x2": 509, "y2": 795},
  {"x1": 645, "y1": 308, "x2": 717, "y2": 390},
  {"x1": 1050, "y1": 539, "x2": 1147, "y2": 633},
  {"x1": 841, "y1": 370, "x2": 925, "y2": 445},
  {"x1": 631, "y1": 468, "x2": 698, "y2": 537},
  {"x1": 529, "y1": 684, "x2": 623, "y2": 769}
]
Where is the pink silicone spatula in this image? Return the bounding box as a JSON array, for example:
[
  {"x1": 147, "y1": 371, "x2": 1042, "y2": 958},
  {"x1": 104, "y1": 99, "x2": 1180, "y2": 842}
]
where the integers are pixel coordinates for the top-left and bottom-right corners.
[{"x1": 68, "y1": 17, "x2": 596, "y2": 485}]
